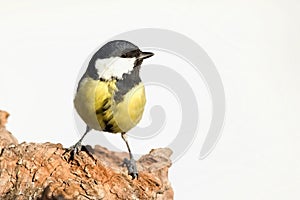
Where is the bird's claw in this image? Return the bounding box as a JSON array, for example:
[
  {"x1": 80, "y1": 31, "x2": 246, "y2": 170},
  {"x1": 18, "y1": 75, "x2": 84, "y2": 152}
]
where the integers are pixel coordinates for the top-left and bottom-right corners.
[
  {"x1": 123, "y1": 158, "x2": 138, "y2": 180},
  {"x1": 66, "y1": 142, "x2": 82, "y2": 160}
]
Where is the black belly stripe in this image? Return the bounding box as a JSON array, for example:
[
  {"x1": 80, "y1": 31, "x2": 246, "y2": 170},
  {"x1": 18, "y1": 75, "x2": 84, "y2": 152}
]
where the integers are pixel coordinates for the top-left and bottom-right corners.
[
  {"x1": 103, "y1": 123, "x2": 114, "y2": 132},
  {"x1": 95, "y1": 98, "x2": 115, "y2": 132},
  {"x1": 96, "y1": 98, "x2": 110, "y2": 115}
]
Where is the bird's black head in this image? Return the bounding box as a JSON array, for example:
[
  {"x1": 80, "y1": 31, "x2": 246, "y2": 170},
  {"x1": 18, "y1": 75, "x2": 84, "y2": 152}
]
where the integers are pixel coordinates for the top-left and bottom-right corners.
[{"x1": 87, "y1": 40, "x2": 154, "y2": 80}]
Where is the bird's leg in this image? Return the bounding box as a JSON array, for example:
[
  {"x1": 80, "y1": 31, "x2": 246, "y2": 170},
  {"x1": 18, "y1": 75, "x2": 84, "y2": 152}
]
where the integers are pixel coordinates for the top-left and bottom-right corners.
[
  {"x1": 68, "y1": 126, "x2": 91, "y2": 157},
  {"x1": 121, "y1": 132, "x2": 138, "y2": 180}
]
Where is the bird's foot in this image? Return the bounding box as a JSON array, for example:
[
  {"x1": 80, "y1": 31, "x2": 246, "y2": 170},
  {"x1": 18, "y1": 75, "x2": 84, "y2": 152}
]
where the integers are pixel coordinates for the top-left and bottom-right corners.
[
  {"x1": 123, "y1": 158, "x2": 138, "y2": 180},
  {"x1": 65, "y1": 141, "x2": 83, "y2": 161}
]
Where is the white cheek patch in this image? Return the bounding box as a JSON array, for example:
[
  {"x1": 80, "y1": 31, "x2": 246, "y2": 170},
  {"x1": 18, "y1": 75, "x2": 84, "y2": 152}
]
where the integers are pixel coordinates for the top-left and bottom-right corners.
[{"x1": 95, "y1": 57, "x2": 136, "y2": 80}]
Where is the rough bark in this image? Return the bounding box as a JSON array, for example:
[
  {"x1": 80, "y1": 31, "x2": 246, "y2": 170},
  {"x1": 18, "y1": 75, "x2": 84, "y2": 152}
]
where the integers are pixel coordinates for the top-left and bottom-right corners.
[
  {"x1": 0, "y1": 141, "x2": 173, "y2": 200},
  {"x1": 0, "y1": 110, "x2": 18, "y2": 145}
]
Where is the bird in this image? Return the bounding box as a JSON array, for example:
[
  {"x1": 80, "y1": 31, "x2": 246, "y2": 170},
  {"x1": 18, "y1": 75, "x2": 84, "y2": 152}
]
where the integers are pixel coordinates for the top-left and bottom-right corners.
[{"x1": 69, "y1": 40, "x2": 154, "y2": 179}]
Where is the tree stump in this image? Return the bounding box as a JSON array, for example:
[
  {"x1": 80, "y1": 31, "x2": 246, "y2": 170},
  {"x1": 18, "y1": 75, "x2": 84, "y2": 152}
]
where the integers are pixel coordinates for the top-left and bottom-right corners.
[{"x1": 0, "y1": 141, "x2": 173, "y2": 200}]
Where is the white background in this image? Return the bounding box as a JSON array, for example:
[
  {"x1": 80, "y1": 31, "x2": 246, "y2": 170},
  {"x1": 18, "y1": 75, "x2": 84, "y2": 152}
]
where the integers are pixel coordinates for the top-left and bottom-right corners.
[{"x1": 0, "y1": 1, "x2": 299, "y2": 199}]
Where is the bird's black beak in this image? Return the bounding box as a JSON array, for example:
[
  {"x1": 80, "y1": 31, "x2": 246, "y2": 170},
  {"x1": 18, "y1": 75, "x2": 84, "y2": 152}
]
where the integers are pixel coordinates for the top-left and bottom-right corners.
[{"x1": 138, "y1": 52, "x2": 154, "y2": 59}]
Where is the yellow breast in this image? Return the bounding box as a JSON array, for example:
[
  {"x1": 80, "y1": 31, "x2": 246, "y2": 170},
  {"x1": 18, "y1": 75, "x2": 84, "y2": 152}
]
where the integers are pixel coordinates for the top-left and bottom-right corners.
[{"x1": 74, "y1": 77, "x2": 146, "y2": 133}]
